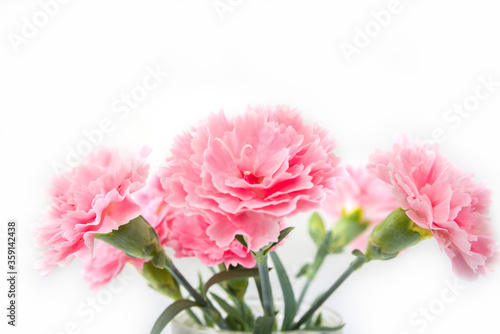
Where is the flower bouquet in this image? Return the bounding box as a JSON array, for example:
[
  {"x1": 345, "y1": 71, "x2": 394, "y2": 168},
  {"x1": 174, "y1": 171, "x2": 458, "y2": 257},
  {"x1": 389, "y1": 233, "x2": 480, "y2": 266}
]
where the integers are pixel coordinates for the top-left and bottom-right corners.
[{"x1": 35, "y1": 105, "x2": 497, "y2": 334}]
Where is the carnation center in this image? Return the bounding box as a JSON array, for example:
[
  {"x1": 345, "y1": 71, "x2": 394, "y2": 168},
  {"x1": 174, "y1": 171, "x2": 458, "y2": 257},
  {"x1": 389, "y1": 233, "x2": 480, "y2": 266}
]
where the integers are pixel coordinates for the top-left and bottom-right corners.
[
  {"x1": 243, "y1": 170, "x2": 264, "y2": 185},
  {"x1": 215, "y1": 138, "x2": 265, "y2": 185}
]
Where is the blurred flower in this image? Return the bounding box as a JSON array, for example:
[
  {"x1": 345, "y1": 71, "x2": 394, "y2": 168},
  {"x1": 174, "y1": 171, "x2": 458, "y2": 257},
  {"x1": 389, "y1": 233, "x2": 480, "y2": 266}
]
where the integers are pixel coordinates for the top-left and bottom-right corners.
[
  {"x1": 134, "y1": 174, "x2": 172, "y2": 245},
  {"x1": 367, "y1": 136, "x2": 497, "y2": 280},
  {"x1": 323, "y1": 165, "x2": 399, "y2": 251},
  {"x1": 35, "y1": 147, "x2": 150, "y2": 276},
  {"x1": 83, "y1": 241, "x2": 144, "y2": 289},
  {"x1": 159, "y1": 105, "x2": 343, "y2": 251}
]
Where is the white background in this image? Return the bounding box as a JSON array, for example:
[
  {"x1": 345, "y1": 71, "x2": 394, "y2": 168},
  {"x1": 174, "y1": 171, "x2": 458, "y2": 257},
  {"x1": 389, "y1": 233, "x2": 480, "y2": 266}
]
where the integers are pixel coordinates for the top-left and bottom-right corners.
[{"x1": 1, "y1": 1, "x2": 500, "y2": 334}]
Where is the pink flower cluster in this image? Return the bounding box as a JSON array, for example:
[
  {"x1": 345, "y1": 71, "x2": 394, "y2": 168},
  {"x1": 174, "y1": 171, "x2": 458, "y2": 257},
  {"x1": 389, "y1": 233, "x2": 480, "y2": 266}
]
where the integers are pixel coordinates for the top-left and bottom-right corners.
[
  {"x1": 159, "y1": 105, "x2": 343, "y2": 251},
  {"x1": 83, "y1": 176, "x2": 254, "y2": 288},
  {"x1": 37, "y1": 105, "x2": 341, "y2": 287},
  {"x1": 368, "y1": 136, "x2": 497, "y2": 280},
  {"x1": 36, "y1": 108, "x2": 496, "y2": 289}
]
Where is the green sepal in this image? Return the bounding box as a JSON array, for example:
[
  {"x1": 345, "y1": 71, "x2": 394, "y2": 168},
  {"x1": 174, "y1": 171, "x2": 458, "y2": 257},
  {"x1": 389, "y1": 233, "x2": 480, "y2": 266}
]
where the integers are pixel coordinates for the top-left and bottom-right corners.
[
  {"x1": 252, "y1": 227, "x2": 294, "y2": 262},
  {"x1": 365, "y1": 208, "x2": 433, "y2": 261},
  {"x1": 95, "y1": 216, "x2": 164, "y2": 265},
  {"x1": 141, "y1": 261, "x2": 182, "y2": 300}
]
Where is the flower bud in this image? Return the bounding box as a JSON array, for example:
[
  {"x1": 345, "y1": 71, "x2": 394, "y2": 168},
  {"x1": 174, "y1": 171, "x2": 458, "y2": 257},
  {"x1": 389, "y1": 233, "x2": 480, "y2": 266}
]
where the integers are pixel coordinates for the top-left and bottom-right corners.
[{"x1": 364, "y1": 208, "x2": 433, "y2": 260}]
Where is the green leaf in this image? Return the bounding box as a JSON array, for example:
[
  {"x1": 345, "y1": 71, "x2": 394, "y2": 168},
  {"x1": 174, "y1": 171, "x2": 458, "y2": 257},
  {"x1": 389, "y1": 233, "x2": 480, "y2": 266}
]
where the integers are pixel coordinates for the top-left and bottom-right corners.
[
  {"x1": 201, "y1": 304, "x2": 215, "y2": 328},
  {"x1": 304, "y1": 324, "x2": 346, "y2": 331},
  {"x1": 253, "y1": 315, "x2": 275, "y2": 334},
  {"x1": 150, "y1": 299, "x2": 200, "y2": 334},
  {"x1": 237, "y1": 298, "x2": 256, "y2": 328},
  {"x1": 225, "y1": 315, "x2": 243, "y2": 331},
  {"x1": 141, "y1": 261, "x2": 182, "y2": 300},
  {"x1": 314, "y1": 312, "x2": 322, "y2": 327},
  {"x1": 197, "y1": 273, "x2": 206, "y2": 299},
  {"x1": 296, "y1": 263, "x2": 311, "y2": 278},
  {"x1": 309, "y1": 212, "x2": 326, "y2": 246},
  {"x1": 234, "y1": 235, "x2": 248, "y2": 248},
  {"x1": 270, "y1": 252, "x2": 296, "y2": 331},
  {"x1": 217, "y1": 265, "x2": 250, "y2": 301},
  {"x1": 210, "y1": 293, "x2": 251, "y2": 331},
  {"x1": 276, "y1": 226, "x2": 295, "y2": 244},
  {"x1": 351, "y1": 249, "x2": 368, "y2": 260},
  {"x1": 256, "y1": 227, "x2": 295, "y2": 258},
  {"x1": 350, "y1": 249, "x2": 371, "y2": 270},
  {"x1": 307, "y1": 231, "x2": 332, "y2": 280},
  {"x1": 204, "y1": 268, "x2": 261, "y2": 295}
]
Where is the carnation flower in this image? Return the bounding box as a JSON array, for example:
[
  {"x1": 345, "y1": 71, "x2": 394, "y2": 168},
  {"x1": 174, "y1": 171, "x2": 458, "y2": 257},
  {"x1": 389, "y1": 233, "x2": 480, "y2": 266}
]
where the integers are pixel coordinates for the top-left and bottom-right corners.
[
  {"x1": 134, "y1": 174, "x2": 172, "y2": 245},
  {"x1": 367, "y1": 136, "x2": 497, "y2": 280},
  {"x1": 83, "y1": 241, "x2": 144, "y2": 289},
  {"x1": 35, "y1": 147, "x2": 150, "y2": 276},
  {"x1": 84, "y1": 175, "x2": 258, "y2": 287},
  {"x1": 159, "y1": 105, "x2": 343, "y2": 251},
  {"x1": 324, "y1": 165, "x2": 398, "y2": 225},
  {"x1": 322, "y1": 165, "x2": 399, "y2": 251},
  {"x1": 82, "y1": 174, "x2": 169, "y2": 288},
  {"x1": 165, "y1": 211, "x2": 257, "y2": 269}
]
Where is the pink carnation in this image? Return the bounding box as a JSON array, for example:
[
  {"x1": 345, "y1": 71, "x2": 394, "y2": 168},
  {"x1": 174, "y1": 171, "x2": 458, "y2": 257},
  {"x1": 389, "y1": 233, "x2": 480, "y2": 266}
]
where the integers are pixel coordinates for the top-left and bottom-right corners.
[
  {"x1": 35, "y1": 147, "x2": 150, "y2": 276},
  {"x1": 324, "y1": 165, "x2": 399, "y2": 225},
  {"x1": 82, "y1": 174, "x2": 169, "y2": 288},
  {"x1": 368, "y1": 136, "x2": 497, "y2": 280},
  {"x1": 159, "y1": 105, "x2": 343, "y2": 251},
  {"x1": 134, "y1": 175, "x2": 172, "y2": 245},
  {"x1": 323, "y1": 165, "x2": 399, "y2": 249},
  {"x1": 165, "y1": 211, "x2": 256, "y2": 268},
  {"x1": 84, "y1": 175, "x2": 258, "y2": 287},
  {"x1": 83, "y1": 241, "x2": 144, "y2": 289}
]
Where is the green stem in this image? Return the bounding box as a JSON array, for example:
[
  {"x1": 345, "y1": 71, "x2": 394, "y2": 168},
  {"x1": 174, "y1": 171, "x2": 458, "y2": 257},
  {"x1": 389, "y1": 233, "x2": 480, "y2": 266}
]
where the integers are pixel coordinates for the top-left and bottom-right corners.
[
  {"x1": 256, "y1": 254, "x2": 275, "y2": 317},
  {"x1": 164, "y1": 258, "x2": 207, "y2": 307},
  {"x1": 164, "y1": 259, "x2": 231, "y2": 329},
  {"x1": 296, "y1": 278, "x2": 312, "y2": 312},
  {"x1": 289, "y1": 256, "x2": 369, "y2": 330},
  {"x1": 186, "y1": 309, "x2": 203, "y2": 325},
  {"x1": 296, "y1": 230, "x2": 332, "y2": 314}
]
